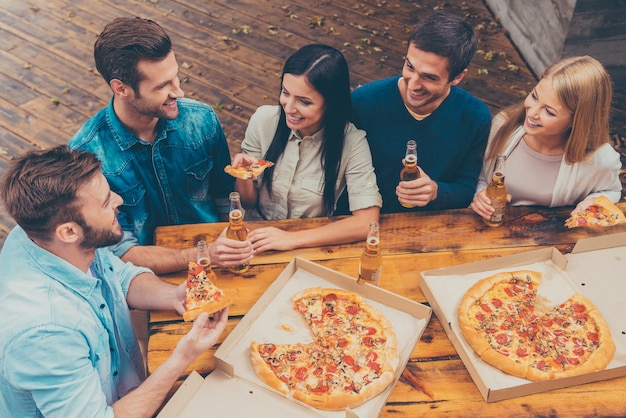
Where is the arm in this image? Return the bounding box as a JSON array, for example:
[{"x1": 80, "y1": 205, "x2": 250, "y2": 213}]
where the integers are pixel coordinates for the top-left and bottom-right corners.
[
  {"x1": 248, "y1": 206, "x2": 379, "y2": 253},
  {"x1": 121, "y1": 245, "x2": 196, "y2": 275},
  {"x1": 112, "y1": 309, "x2": 228, "y2": 417}
]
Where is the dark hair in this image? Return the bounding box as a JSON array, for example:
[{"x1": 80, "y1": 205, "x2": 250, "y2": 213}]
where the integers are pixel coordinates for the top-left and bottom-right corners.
[
  {"x1": 262, "y1": 44, "x2": 351, "y2": 215},
  {"x1": 408, "y1": 11, "x2": 478, "y2": 81},
  {"x1": 94, "y1": 17, "x2": 172, "y2": 92},
  {"x1": 0, "y1": 145, "x2": 102, "y2": 242}
]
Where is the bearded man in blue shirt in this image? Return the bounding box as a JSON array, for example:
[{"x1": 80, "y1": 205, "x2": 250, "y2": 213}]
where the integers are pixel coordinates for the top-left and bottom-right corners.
[
  {"x1": 69, "y1": 17, "x2": 253, "y2": 275},
  {"x1": 0, "y1": 146, "x2": 228, "y2": 417}
]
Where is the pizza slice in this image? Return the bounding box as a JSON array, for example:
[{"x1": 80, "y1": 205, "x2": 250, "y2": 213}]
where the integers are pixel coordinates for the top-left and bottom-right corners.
[
  {"x1": 183, "y1": 261, "x2": 233, "y2": 321},
  {"x1": 565, "y1": 195, "x2": 626, "y2": 228},
  {"x1": 527, "y1": 293, "x2": 615, "y2": 381},
  {"x1": 224, "y1": 159, "x2": 274, "y2": 180}
]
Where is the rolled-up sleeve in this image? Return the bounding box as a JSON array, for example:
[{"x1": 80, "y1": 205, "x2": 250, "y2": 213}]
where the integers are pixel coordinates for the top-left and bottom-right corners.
[{"x1": 342, "y1": 124, "x2": 382, "y2": 212}]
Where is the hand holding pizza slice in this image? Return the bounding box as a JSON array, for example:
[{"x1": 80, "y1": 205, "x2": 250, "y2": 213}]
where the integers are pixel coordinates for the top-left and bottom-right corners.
[
  {"x1": 183, "y1": 261, "x2": 233, "y2": 321},
  {"x1": 565, "y1": 195, "x2": 625, "y2": 228},
  {"x1": 224, "y1": 159, "x2": 274, "y2": 180}
]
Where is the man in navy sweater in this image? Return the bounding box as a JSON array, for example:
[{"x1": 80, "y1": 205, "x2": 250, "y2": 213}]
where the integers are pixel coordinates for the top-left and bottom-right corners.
[{"x1": 351, "y1": 11, "x2": 491, "y2": 213}]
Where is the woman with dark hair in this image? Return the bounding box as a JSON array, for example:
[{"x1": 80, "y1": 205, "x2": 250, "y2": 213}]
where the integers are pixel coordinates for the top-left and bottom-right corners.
[{"x1": 231, "y1": 44, "x2": 381, "y2": 253}]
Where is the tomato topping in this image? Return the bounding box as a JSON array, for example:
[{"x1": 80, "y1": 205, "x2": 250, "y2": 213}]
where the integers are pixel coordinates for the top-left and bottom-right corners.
[
  {"x1": 311, "y1": 383, "x2": 329, "y2": 393},
  {"x1": 189, "y1": 264, "x2": 204, "y2": 276},
  {"x1": 491, "y1": 298, "x2": 503, "y2": 308},
  {"x1": 326, "y1": 364, "x2": 338, "y2": 373},
  {"x1": 363, "y1": 336, "x2": 374, "y2": 347},
  {"x1": 572, "y1": 303, "x2": 586, "y2": 313},
  {"x1": 588, "y1": 205, "x2": 599, "y2": 213},
  {"x1": 480, "y1": 303, "x2": 492, "y2": 313},
  {"x1": 279, "y1": 375, "x2": 289, "y2": 383},
  {"x1": 342, "y1": 355, "x2": 355, "y2": 366},
  {"x1": 577, "y1": 217, "x2": 588, "y2": 226},
  {"x1": 344, "y1": 382, "x2": 355, "y2": 391},
  {"x1": 475, "y1": 312, "x2": 486, "y2": 321},
  {"x1": 261, "y1": 344, "x2": 276, "y2": 354},
  {"x1": 337, "y1": 337, "x2": 348, "y2": 348},
  {"x1": 295, "y1": 367, "x2": 308, "y2": 380},
  {"x1": 323, "y1": 293, "x2": 337, "y2": 301},
  {"x1": 366, "y1": 351, "x2": 378, "y2": 362},
  {"x1": 567, "y1": 357, "x2": 580, "y2": 365},
  {"x1": 365, "y1": 327, "x2": 377, "y2": 335},
  {"x1": 573, "y1": 347, "x2": 585, "y2": 357},
  {"x1": 313, "y1": 367, "x2": 323, "y2": 376},
  {"x1": 346, "y1": 305, "x2": 359, "y2": 315},
  {"x1": 286, "y1": 350, "x2": 299, "y2": 361},
  {"x1": 536, "y1": 360, "x2": 546, "y2": 369},
  {"x1": 516, "y1": 347, "x2": 528, "y2": 357},
  {"x1": 368, "y1": 361, "x2": 381, "y2": 372},
  {"x1": 495, "y1": 333, "x2": 509, "y2": 344},
  {"x1": 587, "y1": 332, "x2": 599, "y2": 342}
]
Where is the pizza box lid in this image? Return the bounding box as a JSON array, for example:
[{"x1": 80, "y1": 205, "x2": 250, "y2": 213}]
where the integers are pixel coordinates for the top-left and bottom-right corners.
[
  {"x1": 419, "y1": 231, "x2": 626, "y2": 402},
  {"x1": 158, "y1": 257, "x2": 432, "y2": 418}
]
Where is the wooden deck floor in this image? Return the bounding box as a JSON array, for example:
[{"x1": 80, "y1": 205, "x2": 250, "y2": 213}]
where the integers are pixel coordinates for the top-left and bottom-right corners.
[{"x1": 1, "y1": 0, "x2": 624, "y2": 248}]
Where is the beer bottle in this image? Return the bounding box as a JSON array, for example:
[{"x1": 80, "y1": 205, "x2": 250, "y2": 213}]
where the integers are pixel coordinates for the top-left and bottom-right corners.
[
  {"x1": 196, "y1": 239, "x2": 218, "y2": 282},
  {"x1": 399, "y1": 139, "x2": 419, "y2": 208},
  {"x1": 357, "y1": 222, "x2": 382, "y2": 286},
  {"x1": 484, "y1": 155, "x2": 507, "y2": 227},
  {"x1": 226, "y1": 192, "x2": 250, "y2": 273}
]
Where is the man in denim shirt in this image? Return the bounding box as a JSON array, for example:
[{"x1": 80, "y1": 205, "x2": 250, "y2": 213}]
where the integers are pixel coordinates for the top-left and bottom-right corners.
[
  {"x1": 69, "y1": 17, "x2": 253, "y2": 274},
  {"x1": 0, "y1": 146, "x2": 229, "y2": 417}
]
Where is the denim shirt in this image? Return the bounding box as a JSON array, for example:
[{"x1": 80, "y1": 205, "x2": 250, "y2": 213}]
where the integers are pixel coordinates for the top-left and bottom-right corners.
[
  {"x1": 69, "y1": 98, "x2": 234, "y2": 256},
  {"x1": 0, "y1": 226, "x2": 151, "y2": 417}
]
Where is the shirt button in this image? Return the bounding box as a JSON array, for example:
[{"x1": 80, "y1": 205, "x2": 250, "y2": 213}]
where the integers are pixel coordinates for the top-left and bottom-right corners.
[
  {"x1": 100, "y1": 304, "x2": 105, "y2": 309},
  {"x1": 113, "y1": 371, "x2": 119, "y2": 376}
]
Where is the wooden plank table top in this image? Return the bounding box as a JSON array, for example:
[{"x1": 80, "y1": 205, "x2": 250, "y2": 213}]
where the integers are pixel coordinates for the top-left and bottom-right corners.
[{"x1": 150, "y1": 203, "x2": 626, "y2": 416}]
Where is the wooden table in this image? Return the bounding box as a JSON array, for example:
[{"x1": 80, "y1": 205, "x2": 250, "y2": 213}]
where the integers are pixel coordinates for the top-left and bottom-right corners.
[{"x1": 150, "y1": 203, "x2": 626, "y2": 416}]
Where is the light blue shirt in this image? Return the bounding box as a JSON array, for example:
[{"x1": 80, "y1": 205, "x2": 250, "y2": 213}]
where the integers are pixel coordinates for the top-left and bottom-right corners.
[
  {"x1": 0, "y1": 226, "x2": 151, "y2": 417},
  {"x1": 69, "y1": 98, "x2": 234, "y2": 256}
]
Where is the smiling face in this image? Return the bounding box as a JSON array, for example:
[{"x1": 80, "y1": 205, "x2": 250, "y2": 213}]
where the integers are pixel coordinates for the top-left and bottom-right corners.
[
  {"x1": 400, "y1": 44, "x2": 465, "y2": 115},
  {"x1": 129, "y1": 51, "x2": 184, "y2": 120},
  {"x1": 279, "y1": 73, "x2": 326, "y2": 137},
  {"x1": 523, "y1": 77, "x2": 573, "y2": 141},
  {"x1": 75, "y1": 172, "x2": 124, "y2": 250}
]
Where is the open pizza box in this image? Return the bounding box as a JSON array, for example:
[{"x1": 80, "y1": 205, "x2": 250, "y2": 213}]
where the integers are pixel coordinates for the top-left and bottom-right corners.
[
  {"x1": 158, "y1": 257, "x2": 432, "y2": 418},
  {"x1": 419, "y1": 231, "x2": 626, "y2": 402}
]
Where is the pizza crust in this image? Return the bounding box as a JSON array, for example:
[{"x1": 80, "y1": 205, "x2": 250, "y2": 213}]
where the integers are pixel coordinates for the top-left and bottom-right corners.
[
  {"x1": 224, "y1": 160, "x2": 274, "y2": 180},
  {"x1": 183, "y1": 293, "x2": 233, "y2": 322},
  {"x1": 249, "y1": 342, "x2": 290, "y2": 394}
]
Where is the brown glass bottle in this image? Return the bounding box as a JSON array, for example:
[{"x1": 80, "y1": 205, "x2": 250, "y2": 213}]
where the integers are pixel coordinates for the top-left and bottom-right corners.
[
  {"x1": 196, "y1": 239, "x2": 218, "y2": 282},
  {"x1": 225, "y1": 192, "x2": 250, "y2": 273},
  {"x1": 357, "y1": 222, "x2": 382, "y2": 286},
  {"x1": 484, "y1": 155, "x2": 507, "y2": 227},
  {"x1": 399, "y1": 139, "x2": 419, "y2": 208}
]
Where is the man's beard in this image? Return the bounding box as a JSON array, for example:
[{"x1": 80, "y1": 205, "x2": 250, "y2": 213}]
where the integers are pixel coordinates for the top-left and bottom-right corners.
[{"x1": 79, "y1": 221, "x2": 124, "y2": 250}]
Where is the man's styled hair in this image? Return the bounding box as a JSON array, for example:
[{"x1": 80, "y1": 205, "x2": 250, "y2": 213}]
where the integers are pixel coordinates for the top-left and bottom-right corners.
[
  {"x1": 0, "y1": 146, "x2": 102, "y2": 242},
  {"x1": 408, "y1": 11, "x2": 478, "y2": 81},
  {"x1": 94, "y1": 17, "x2": 172, "y2": 92}
]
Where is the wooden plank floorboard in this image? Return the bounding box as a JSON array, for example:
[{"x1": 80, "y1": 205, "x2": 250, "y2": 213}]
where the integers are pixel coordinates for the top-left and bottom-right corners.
[{"x1": 0, "y1": 0, "x2": 624, "y2": 250}]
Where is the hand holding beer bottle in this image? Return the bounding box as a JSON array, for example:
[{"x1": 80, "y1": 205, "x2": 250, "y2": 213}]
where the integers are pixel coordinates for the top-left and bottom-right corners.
[
  {"x1": 399, "y1": 139, "x2": 419, "y2": 208},
  {"x1": 484, "y1": 155, "x2": 507, "y2": 227},
  {"x1": 226, "y1": 192, "x2": 250, "y2": 273},
  {"x1": 357, "y1": 222, "x2": 382, "y2": 286}
]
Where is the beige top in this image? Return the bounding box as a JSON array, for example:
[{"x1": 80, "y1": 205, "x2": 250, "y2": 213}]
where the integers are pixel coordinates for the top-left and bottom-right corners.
[{"x1": 242, "y1": 105, "x2": 381, "y2": 220}]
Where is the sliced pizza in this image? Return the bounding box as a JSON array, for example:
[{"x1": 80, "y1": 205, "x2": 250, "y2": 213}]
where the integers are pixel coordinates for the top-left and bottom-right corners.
[
  {"x1": 183, "y1": 261, "x2": 233, "y2": 321},
  {"x1": 250, "y1": 287, "x2": 398, "y2": 411},
  {"x1": 565, "y1": 195, "x2": 626, "y2": 228},
  {"x1": 458, "y1": 270, "x2": 615, "y2": 381},
  {"x1": 224, "y1": 159, "x2": 274, "y2": 180}
]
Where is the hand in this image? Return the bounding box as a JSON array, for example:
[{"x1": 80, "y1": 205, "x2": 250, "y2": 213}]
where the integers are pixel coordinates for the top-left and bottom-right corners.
[
  {"x1": 248, "y1": 226, "x2": 299, "y2": 253},
  {"x1": 396, "y1": 169, "x2": 438, "y2": 208},
  {"x1": 209, "y1": 229, "x2": 255, "y2": 268},
  {"x1": 230, "y1": 152, "x2": 259, "y2": 168},
  {"x1": 571, "y1": 197, "x2": 595, "y2": 216},
  {"x1": 174, "y1": 308, "x2": 229, "y2": 363},
  {"x1": 471, "y1": 188, "x2": 512, "y2": 220}
]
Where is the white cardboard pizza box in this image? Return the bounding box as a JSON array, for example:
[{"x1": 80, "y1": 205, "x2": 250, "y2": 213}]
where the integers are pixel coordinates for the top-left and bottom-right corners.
[
  {"x1": 158, "y1": 257, "x2": 432, "y2": 418},
  {"x1": 419, "y1": 231, "x2": 626, "y2": 402}
]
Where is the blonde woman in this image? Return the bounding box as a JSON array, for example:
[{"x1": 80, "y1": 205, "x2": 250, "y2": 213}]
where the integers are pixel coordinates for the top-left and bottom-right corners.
[{"x1": 471, "y1": 55, "x2": 621, "y2": 221}]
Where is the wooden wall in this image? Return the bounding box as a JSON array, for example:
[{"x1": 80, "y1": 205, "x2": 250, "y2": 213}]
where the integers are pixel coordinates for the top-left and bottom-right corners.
[{"x1": 485, "y1": 0, "x2": 626, "y2": 88}]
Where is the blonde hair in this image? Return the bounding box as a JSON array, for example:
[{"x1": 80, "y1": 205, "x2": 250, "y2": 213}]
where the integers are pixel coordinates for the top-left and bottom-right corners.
[{"x1": 487, "y1": 56, "x2": 613, "y2": 164}]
